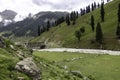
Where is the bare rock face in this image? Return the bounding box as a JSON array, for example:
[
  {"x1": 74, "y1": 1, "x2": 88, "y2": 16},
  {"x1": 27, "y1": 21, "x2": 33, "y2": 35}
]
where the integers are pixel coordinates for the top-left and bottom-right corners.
[{"x1": 15, "y1": 57, "x2": 41, "y2": 80}]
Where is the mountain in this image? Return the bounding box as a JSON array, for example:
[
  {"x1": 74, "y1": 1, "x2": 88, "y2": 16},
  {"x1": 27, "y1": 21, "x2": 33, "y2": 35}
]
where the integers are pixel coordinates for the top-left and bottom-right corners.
[
  {"x1": 0, "y1": 10, "x2": 17, "y2": 26},
  {"x1": 31, "y1": 0, "x2": 120, "y2": 50},
  {"x1": 0, "y1": 10, "x2": 17, "y2": 21},
  {"x1": 0, "y1": 11, "x2": 68, "y2": 37}
]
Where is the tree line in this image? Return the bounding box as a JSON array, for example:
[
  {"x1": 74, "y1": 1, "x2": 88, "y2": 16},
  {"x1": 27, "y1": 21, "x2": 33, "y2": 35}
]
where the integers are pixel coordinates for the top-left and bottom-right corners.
[
  {"x1": 74, "y1": 0, "x2": 120, "y2": 48},
  {"x1": 66, "y1": 2, "x2": 101, "y2": 26},
  {"x1": 37, "y1": 0, "x2": 120, "y2": 48},
  {"x1": 37, "y1": 16, "x2": 65, "y2": 36},
  {"x1": 74, "y1": 1, "x2": 105, "y2": 44}
]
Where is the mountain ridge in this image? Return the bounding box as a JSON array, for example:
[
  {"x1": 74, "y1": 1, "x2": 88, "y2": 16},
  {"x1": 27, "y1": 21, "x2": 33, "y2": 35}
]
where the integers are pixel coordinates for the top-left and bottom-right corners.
[{"x1": 0, "y1": 11, "x2": 68, "y2": 37}]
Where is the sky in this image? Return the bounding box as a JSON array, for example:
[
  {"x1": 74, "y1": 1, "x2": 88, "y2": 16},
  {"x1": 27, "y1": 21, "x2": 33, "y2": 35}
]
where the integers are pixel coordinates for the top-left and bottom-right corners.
[{"x1": 0, "y1": 0, "x2": 106, "y2": 16}]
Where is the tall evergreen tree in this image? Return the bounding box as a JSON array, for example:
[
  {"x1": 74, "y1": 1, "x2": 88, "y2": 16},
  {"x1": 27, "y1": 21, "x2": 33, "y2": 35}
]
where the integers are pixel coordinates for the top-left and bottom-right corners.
[
  {"x1": 80, "y1": 8, "x2": 86, "y2": 16},
  {"x1": 118, "y1": 3, "x2": 120, "y2": 23},
  {"x1": 66, "y1": 14, "x2": 70, "y2": 26},
  {"x1": 91, "y1": 3, "x2": 94, "y2": 11},
  {"x1": 96, "y1": 22, "x2": 103, "y2": 44},
  {"x1": 107, "y1": 0, "x2": 110, "y2": 2},
  {"x1": 42, "y1": 25, "x2": 46, "y2": 32},
  {"x1": 90, "y1": 15, "x2": 95, "y2": 31},
  {"x1": 98, "y1": 3, "x2": 100, "y2": 8},
  {"x1": 38, "y1": 25, "x2": 41, "y2": 36},
  {"x1": 70, "y1": 11, "x2": 76, "y2": 25},
  {"x1": 94, "y1": 2, "x2": 97, "y2": 9},
  {"x1": 46, "y1": 21, "x2": 50, "y2": 31},
  {"x1": 76, "y1": 11, "x2": 79, "y2": 18},
  {"x1": 75, "y1": 30, "x2": 81, "y2": 41},
  {"x1": 70, "y1": 12, "x2": 73, "y2": 21},
  {"x1": 73, "y1": 11, "x2": 76, "y2": 25},
  {"x1": 116, "y1": 23, "x2": 120, "y2": 39},
  {"x1": 80, "y1": 26, "x2": 85, "y2": 33},
  {"x1": 100, "y1": 2, "x2": 105, "y2": 22},
  {"x1": 86, "y1": 5, "x2": 90, "y2": 13}
]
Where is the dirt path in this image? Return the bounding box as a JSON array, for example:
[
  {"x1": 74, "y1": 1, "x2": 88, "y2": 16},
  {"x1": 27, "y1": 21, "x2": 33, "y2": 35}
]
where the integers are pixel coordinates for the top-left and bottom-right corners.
[{"x1": 33, "y1": 48, "x2": 120, "y2": 55}]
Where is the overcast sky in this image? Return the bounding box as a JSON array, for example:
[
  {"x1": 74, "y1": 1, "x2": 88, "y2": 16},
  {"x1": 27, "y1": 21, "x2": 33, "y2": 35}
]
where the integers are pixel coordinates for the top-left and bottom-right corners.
[{"x1": 0, "y1": 0, "x2": 106, "y2": 16}]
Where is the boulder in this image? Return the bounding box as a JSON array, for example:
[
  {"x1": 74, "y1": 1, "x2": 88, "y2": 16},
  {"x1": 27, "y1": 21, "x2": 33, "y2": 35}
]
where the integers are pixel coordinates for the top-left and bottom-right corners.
[
  {"x1": 15, "y1": 57, "x2": 41, "y2": 80},
  {"x1": 71, "y1": 71, "x2": 90, "y2": 80},
  {"x1": 70, "y1": 71, "x2": 83, "y2": 78}
]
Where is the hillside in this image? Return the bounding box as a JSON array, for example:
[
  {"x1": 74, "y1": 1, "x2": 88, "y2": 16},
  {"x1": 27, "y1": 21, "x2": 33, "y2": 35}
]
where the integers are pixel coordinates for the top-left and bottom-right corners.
[
  {"x1": 31, "y1": 0, "x2": 120, "y2": 50},
  {"x1": 0, "y1": 37, "x2": 41, "y2": 80},
  {"x1": 0, "y1": 48, "x2": 31, "y2": 80}
]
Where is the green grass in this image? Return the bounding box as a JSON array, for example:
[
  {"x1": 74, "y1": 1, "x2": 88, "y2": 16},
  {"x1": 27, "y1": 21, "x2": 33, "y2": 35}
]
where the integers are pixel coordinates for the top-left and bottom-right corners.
[
  {"x1": 33, "y1": 51, "x2": 120, "y2": 80},
  {"x1": 0, "y1": 39, "x2": 32, "y2": 80},
  {"x1": 31, "y1": 0, "x2": 120, "y2": 50},
  {"x1": 0, "y1": 48, "x2": 31, "y2": 80}
]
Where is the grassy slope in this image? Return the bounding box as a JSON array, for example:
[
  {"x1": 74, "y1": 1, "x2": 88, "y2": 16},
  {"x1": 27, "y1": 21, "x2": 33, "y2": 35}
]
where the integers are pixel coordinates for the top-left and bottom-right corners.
[
  {"x1": 31, "y1": 0, "x2": 120, "y2": 50},
  {"x1": 33, "y1": 51, "x2": 120, "y2": 80},
  {"x1": 0, "y1": 38, "x2": 33, "y2": 80},
  {"x1": 0, "y1": 48, "x2": 31, "y2": 80}
]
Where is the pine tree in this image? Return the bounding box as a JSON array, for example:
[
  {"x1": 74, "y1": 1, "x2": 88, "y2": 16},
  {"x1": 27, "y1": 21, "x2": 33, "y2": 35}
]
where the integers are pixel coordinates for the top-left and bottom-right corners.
[
  {"x1": 86, "y1": 5, "x2": 91, "y2": 13},
  {"x1": 94, "y1": 2, "x2": 97, "y2": 9},
  {"x1": 42, "y1": 25, "x2": 46, "y2": 32},
  {"x1": 46, "y1": 21, "x2": 50, "y2": 31},
  {"x1": 107, "y1": 0, "x2": 110, "y2": 2},
  {"x1": 80, "y1": 8, "x2": 86, "y2": 16},
  {"x1": 90, "y1": 15, "x2": 95, "y2": 31},
  {"x1": 70, "y1": 11, "x2": 76, "y2": 25},
  {"x1": 80, "y1": 26, "x2": 85, "y2": 33},
  {"x1": 91, "y1": 3, "x2": 94, "y2": 11},
  {"x1": 38, "y1": 25, "x2": 41, "y2": 36},
  {"x1": 66, "y1": 14, "x2": 70, "y2": 26},
  {"x1": 101, "y1": 2, "x2": 105, "y2": 22},
  {"x1": 118, "y1": 3, "x2": 120, "y2": 23},
  {"x1": 96, "y1": 22, "x2": 103, "y2": 44},
  {"x1": 76, "y1": 11, "x2": 79, "y2": 18},
  {"x1": 98, "y1": 3, "x2": 100, "y2": 8},
  {"x1": 116, "y1": 23, "x2": 120, "y2": 39},
  {"x1": 75, "y1": 30, "x2": 81, "y2": 41},
  {"x1": 73, "y1": 11, "x2": 76, "y2": 25}
]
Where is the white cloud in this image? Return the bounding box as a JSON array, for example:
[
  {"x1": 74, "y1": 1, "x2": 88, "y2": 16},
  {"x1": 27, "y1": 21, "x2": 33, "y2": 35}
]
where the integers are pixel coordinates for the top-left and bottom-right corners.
[{"x1": 0, "y1": 0, "x2": 106, "y2": 16}]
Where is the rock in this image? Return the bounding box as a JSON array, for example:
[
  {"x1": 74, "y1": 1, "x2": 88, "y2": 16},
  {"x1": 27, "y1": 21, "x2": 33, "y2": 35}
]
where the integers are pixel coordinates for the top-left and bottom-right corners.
[
  {"x1": 15, "y1": 57, "x2": 41, "y2": 80},
  {"x1": 18, "y1": 77, "x2": 25, "y2": 80},
  {"x1": 10, "y1": 45, "x2": 15, "y2": 50},
  {"x1": 71, "y1": 71, "x2": 90, "y2": 80},
  {"x1": 64, "y1": 65, "x2": 68, "y2": 70},
  {"x1": 16, "y1": 50, "x2": 25, "y2": 59},
  {"x1": 70, "y1": 71, "x2": 84, "y2": 78}
]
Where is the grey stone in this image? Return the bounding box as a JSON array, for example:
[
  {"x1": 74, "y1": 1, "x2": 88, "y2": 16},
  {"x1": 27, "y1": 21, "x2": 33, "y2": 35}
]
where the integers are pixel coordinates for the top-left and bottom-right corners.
[{"x1": 15, "y1": 57, "x2": 41, "y2": 80}]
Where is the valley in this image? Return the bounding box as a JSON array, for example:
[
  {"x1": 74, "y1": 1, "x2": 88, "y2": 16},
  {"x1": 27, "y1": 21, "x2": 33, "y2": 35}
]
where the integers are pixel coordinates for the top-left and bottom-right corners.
[{"x1": 0, "y1": 0, "x2": 120, "y2": 80}]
